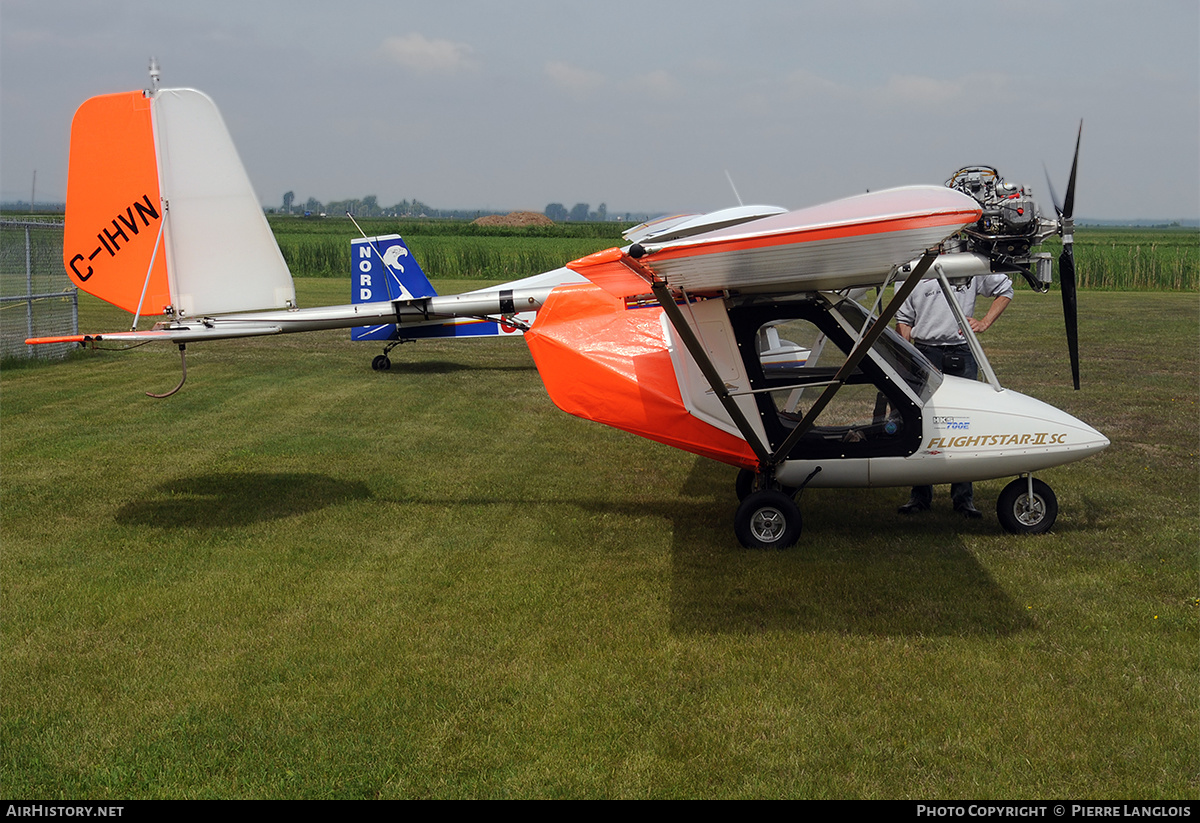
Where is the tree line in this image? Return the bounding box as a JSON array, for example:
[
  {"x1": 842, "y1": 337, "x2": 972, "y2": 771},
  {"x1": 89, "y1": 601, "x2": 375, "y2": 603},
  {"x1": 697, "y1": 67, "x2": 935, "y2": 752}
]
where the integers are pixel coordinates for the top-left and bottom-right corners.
[
  {"x1": 543, "y1": 203, "x2": 616, "y2": 222},
  {"x1": 273, "y1": 191, "x2": 503, "y2": 221},
  {"x1": 273, "y1": 193, "x2": 651, "y2": 223}
]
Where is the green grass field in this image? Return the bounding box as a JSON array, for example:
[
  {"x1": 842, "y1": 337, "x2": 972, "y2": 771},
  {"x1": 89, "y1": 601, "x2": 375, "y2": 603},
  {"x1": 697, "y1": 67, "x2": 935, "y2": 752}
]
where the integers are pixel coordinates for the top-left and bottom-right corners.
[
  {"x1": 1047, "y1": 227, "x2": 1198, "y2": 291},
  {"x1": 1, "y1": 284, "x2": 1196, "y2": 798}
]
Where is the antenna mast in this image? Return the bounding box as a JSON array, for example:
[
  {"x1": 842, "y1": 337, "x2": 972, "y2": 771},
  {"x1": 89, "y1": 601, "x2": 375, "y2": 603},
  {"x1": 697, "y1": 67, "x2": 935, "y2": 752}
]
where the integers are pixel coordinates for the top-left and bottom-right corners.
[
  {"x1": 724, "y1": 169, "x2": 744, "y2": 207},
  {"x1": 147, "y1": 57, "x2": 161, "y2": 94}
]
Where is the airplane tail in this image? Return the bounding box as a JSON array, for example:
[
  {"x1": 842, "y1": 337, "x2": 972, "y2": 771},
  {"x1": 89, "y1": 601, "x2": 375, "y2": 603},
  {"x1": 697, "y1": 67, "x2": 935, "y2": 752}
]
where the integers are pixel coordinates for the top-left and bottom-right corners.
[
  {"x1": 62, "y1": 88, "x2": 295, "y2": 320},
  {"x1": 35, "y1": 84, "x2": 573, "y2": 354},
  {"x1": 351, "y1": 234, "x2": 436, "y2": 341},
  {"x1": 351, "y1": 235, "x2": 559, "y2": 343}
]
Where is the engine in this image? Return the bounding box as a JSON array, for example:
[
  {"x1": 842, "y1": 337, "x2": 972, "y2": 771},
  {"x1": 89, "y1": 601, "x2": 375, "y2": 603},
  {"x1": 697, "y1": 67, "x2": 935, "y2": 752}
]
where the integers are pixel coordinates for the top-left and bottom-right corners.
[{"x1": 943, "y1": 166, "x2": 1054, "y2": 291}]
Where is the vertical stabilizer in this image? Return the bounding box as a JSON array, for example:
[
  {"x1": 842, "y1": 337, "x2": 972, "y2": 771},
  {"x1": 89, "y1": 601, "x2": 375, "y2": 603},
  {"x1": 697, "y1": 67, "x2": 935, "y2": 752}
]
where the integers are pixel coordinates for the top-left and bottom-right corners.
[
  {"x1": 153, "y1": 89, "x2": 295, "y2": 316},
  {"x1": 62, "y1": 88, "x2": 296, "y2": 319},
  {"x1": 351, "y1": 235, "x2": 435, "y2": 341}
]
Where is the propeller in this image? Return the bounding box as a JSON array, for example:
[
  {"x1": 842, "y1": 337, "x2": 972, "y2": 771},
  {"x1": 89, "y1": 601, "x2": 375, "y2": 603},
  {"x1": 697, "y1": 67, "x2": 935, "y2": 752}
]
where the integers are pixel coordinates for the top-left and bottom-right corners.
[{"x1": 1046, "y1": 123, "x2": 1082, "y2": 390}]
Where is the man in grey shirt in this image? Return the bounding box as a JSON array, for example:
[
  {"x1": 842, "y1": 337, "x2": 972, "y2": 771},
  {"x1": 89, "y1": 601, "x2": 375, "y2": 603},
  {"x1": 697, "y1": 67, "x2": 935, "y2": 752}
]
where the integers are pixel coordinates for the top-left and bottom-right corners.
[{"x1": 895, "y1": 273, "x2": 1014, "y2": 517}]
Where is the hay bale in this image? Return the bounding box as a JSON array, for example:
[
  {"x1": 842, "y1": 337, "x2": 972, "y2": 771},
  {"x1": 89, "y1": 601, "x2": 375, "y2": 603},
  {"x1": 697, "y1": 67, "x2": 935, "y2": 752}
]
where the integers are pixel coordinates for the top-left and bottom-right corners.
[{"x1": 472, "y1": 211, "x2": 556, "y2": 227}]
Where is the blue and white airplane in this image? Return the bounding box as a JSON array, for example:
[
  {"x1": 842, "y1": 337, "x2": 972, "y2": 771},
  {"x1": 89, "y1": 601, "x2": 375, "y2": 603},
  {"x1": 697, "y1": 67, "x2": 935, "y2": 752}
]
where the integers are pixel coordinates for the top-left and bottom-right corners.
[{"x1": 348, "y1": 233, "x2": 584, "y2": 370}]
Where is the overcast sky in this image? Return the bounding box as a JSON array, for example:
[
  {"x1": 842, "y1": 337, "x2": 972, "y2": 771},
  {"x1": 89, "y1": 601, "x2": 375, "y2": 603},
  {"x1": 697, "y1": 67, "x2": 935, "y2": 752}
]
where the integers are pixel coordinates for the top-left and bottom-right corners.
[{"x1": 3, "y1": 0, "x2": 1197, "y2": 220}]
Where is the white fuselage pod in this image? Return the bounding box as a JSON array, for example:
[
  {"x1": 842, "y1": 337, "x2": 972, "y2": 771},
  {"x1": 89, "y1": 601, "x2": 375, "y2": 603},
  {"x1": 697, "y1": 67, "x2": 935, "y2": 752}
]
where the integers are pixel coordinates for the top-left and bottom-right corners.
[{"x1": 775, "y1": 376, "x2": 1110, "y2": 488}]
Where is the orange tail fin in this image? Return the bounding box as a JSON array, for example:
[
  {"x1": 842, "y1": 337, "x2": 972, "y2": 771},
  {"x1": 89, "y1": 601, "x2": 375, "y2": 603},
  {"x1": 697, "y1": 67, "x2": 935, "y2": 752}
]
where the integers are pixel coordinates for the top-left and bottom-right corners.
[{"x1": 64, "y1": 91, "x2": 170, "y2": 315}]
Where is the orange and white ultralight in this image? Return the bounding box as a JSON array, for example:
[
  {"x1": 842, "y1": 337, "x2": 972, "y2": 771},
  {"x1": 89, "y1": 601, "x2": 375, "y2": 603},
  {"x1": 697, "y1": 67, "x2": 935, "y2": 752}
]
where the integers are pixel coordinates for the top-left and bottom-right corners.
[{"x1": 30, "y1": 80, "x2": 1107, "y2": 547}]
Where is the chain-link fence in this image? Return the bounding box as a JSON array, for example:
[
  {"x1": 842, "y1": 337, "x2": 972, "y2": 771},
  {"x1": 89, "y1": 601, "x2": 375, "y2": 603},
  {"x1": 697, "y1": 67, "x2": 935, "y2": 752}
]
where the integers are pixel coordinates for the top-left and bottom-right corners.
[{"x1": 1, "y1": 220, "x2": 78, "y2": 361}]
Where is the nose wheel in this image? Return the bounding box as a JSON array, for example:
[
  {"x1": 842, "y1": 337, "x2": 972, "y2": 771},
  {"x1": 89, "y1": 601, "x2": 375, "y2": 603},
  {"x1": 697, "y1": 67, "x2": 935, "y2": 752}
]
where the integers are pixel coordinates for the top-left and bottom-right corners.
[{"x1": 996, "y1": 476, "x2": 1058, "y2": 534}]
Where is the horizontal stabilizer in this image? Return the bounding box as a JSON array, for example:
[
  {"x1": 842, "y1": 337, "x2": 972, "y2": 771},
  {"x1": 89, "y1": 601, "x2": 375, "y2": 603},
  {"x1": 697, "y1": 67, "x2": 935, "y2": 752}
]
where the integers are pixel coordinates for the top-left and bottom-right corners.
[{"x1": 26, "y1": 326, "x2": 284, "y2": 345}]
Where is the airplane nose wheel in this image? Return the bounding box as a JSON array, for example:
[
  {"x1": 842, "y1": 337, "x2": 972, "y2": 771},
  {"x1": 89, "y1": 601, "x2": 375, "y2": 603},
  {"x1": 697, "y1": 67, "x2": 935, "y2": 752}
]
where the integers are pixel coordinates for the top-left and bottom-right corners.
[
  {"x1": 735, "y1": 489, "x2": 802, "y2": 549},
  {"x1": 996, "y1": 477, "x2": 1058, "y2": 535}
]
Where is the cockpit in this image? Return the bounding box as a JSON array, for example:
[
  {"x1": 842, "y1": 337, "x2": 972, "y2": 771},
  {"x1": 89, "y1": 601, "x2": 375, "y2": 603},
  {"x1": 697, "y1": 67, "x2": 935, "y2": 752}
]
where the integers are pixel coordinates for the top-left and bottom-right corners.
[{"x1": 729, "y1": 294, "x2": 941, "y2": 460}]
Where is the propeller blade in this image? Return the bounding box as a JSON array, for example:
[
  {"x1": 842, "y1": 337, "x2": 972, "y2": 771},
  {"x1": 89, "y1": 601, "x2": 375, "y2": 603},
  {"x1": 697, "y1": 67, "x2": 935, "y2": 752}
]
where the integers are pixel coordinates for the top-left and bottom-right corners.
[
  {"x1": 1058, "y1": 121, "x2": 1083, "y2": 389},
  {"x1": 1063, "y1": 121, "x2": 1081, "y2": 220},
  {"x1": 1043, "y1": 162, "x2": 1063, "y2": 217},
  {"x1": 1059, "y1": 243, "x2": 1080, "y2": 390}
]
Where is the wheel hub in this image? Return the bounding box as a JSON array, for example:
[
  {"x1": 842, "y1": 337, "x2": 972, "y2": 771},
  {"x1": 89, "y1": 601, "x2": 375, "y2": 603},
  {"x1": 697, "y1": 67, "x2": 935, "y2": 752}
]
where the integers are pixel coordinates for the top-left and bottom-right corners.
[
  {"x1": 1015, "y1": 494, "x2": 1045, "y2": 526},
  {"x1": 750, "y1": 506, "x2": 786, "y2": 542}
]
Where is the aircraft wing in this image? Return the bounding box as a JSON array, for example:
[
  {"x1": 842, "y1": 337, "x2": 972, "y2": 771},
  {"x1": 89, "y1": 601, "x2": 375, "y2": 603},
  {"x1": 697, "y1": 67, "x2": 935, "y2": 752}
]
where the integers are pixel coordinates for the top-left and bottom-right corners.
[
  {"x1": 568, "y1": 186, "x2": 982, "y2": 297},
  {"x1": 621, "y1": 205, "x2": 788, "y2": 245},
  {"x1": 32, "y1": 85, "x2": 976, "y2": 350}
]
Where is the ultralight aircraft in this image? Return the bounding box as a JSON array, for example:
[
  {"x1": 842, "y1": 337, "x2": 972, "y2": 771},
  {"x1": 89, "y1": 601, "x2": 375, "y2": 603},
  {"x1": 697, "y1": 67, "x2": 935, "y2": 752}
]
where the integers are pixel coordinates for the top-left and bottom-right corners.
[{"x1": 28, "y1": 75, "x2": 1109, "y2": 548}]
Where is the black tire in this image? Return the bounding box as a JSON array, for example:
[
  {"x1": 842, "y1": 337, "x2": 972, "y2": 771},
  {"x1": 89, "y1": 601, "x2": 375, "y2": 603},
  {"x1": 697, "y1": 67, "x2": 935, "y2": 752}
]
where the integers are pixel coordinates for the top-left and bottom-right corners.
[
  {"x1": 372, "y1": 354, "x2": 391, "y2": 371},
  {"x1": 734, "y1": 490, "x2": 802, "y2": 549},
  {"x1": 996, "y1": 478, "x2": 1058, "y2": 535}
]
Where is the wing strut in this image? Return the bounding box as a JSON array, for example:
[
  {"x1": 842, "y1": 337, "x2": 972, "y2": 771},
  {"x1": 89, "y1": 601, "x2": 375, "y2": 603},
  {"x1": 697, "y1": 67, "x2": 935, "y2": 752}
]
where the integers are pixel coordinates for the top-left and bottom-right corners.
[
  {"x1": 763, "y1": 250, "x2": 938, "y2": 468},
  {"x1": 933, "y1": 266, "x2": 1002, "y2": 392}
]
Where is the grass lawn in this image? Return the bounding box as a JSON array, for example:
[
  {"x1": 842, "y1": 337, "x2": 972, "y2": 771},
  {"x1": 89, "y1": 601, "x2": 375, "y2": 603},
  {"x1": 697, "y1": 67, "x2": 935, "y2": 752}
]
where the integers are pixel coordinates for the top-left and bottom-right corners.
[{"x1": 1, "y1": 284, "x2": 1195, "y2": 798}]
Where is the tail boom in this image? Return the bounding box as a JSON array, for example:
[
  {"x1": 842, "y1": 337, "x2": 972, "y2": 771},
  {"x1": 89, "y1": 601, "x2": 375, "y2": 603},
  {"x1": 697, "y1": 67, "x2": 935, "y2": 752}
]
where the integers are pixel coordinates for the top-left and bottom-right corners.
[{"x1": 28, "y1": 287, "x2": 562, "y2": 346}]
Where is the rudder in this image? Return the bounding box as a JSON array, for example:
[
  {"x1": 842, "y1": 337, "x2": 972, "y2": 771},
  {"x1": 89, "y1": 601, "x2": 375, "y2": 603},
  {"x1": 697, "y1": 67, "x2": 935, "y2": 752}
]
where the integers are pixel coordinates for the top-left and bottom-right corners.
[{"x1": 63, "y1": 91, "x2": 170, "y2": 315}]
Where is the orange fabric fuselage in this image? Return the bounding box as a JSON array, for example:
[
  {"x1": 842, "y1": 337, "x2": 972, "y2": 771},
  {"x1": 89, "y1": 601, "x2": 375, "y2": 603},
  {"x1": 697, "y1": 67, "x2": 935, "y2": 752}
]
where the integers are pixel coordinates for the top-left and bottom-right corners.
[{"x1": 524, "y1": 284, "x2": 757, "y2": 469}]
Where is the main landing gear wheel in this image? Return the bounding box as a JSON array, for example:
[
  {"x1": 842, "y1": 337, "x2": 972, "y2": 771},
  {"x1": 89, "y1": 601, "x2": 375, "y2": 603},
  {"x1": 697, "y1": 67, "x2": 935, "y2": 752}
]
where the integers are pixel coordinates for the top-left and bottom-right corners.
[
  {"x1": 996, "y1": 477, "x2": 1058, "y2": 535},
  {"x1": 735, "y1": 489, "x2": 802, "y2": 549},
  {"x1": 371, "y1": 354, "x2": 392, "y2": 371}
]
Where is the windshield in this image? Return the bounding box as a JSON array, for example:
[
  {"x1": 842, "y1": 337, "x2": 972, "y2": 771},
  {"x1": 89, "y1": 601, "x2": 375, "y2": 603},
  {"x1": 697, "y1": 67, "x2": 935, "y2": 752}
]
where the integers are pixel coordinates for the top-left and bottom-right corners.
[{"x1": 832, "y1": 298, "x2": 942, "y2": 404}]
